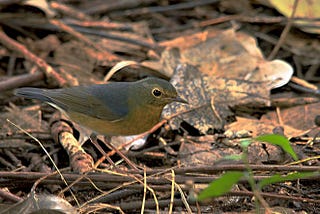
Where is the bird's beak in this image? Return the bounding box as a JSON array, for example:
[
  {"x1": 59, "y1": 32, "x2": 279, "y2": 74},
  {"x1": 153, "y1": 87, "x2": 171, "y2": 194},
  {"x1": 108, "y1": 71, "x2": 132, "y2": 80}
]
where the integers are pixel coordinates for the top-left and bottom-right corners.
[{"x1": 173, "y1": 96, "x2": 188, "y2": 104}]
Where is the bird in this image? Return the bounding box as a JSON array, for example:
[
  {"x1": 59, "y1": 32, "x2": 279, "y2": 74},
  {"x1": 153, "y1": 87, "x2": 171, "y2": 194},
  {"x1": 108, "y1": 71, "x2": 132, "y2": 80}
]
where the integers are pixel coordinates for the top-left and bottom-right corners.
[{"x1": 14, "y1": 77, "x2": 187, "y2": 136}]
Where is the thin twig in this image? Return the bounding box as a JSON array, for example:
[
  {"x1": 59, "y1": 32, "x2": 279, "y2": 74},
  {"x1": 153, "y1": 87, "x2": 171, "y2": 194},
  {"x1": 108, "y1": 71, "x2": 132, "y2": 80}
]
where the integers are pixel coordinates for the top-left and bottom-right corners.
[
  {"x1": 0, "y1": 28, "x2": 67, "y2": 86},
  {"x1": 267, "y1": 0, "x2": 299, "y2": 60}
]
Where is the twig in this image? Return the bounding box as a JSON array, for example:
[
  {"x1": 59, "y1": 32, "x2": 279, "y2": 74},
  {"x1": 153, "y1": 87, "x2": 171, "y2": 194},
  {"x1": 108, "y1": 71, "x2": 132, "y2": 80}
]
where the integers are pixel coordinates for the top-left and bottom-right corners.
[
  {"x1": 82, "y1": 0, "x2": 157, "y2": 14},
  {"x1": 0, "y1": 28, "x2": 66, "y2": 86},
  {"x1": 0, "y1": 72, "x2": 44, "y2": 92},
  {"x1": 50, "y1": 1, "x2": 92, "y2": 21},
  {"x1": 267, "y1": 0, "x2": 299, "y2": 60},
  {"x1": 0, "y1": 188, "x2": 21, "y2": 202},
  {"x1": 199, "y1": 15, "x2": 284, "y2": 27},
  {"x1": 49, "y1": 112, "x2": 94, "y2": 173},
  {"x1": 111, "y1": 0, "x2": 220, "y2": 16},
  {"x1": 49, "y1": 19, "x2": 106, "y2": 53}
]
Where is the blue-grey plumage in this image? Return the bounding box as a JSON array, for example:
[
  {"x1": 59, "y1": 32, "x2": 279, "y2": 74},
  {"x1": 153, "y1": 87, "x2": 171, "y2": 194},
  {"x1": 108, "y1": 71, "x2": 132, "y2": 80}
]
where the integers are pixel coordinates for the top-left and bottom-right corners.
[{"x1": 15, "y1": 77, "x2": 187, "y2": 136}]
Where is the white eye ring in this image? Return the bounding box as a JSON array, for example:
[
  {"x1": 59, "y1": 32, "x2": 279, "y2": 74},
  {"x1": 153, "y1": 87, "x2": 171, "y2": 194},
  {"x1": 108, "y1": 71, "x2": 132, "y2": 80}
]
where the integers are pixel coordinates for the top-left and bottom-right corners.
[{"x1": 152, "y1": 88, "x2": 162, "y2": 97}]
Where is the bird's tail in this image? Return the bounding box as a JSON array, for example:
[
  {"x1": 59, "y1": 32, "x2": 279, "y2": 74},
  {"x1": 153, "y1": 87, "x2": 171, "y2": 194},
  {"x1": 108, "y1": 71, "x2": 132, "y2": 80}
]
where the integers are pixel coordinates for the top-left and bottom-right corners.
[{"x1": 14, "y1": 87, "x2": 51, "y2": 103}]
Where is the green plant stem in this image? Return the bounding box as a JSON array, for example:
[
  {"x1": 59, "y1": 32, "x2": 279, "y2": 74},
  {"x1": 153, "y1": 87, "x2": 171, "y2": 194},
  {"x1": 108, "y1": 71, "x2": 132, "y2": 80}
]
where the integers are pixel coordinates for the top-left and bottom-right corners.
[{"x1": 241, "y1": 144, "x2": 270, "y2": 213}]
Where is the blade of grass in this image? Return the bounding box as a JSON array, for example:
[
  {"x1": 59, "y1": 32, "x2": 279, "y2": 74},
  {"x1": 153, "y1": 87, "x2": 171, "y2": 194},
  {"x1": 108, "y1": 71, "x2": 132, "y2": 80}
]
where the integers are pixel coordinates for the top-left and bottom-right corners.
[
  {"x1": 255, "y1": 134, "x2": 298, "y2": 161},
  {"x1": 197, "y1": 171, "x2": 243, "y2": 201},
  {"x1": 259, "y1": 171, "x2": 319, "y2": 189}
]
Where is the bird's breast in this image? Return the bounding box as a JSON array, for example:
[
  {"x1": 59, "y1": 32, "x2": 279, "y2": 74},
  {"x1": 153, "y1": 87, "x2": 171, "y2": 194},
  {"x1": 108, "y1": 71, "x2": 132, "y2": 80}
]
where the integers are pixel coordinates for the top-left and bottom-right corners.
[{"x1": 67, "y1": 105, "x2": 163, "y2": 136}]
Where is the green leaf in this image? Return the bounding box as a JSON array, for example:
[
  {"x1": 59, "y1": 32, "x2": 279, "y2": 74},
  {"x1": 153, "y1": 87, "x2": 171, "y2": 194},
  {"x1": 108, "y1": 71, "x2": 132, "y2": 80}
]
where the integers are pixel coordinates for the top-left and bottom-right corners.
[
  {"x1": 223, "y1": 154, "x2": 243, "y2": 161},
  {"x1": 255, "y1": 134, "x2": 298, "y2": 161},
  {"x1": 197, "y1": 171, "x2": 243, "y2": 201},
  {"x1": 240, "y1": 139, "x2": 252, "y2": 148},
  {"x1": 259, "y1": 171, "x2": 318, "y2": 189}
]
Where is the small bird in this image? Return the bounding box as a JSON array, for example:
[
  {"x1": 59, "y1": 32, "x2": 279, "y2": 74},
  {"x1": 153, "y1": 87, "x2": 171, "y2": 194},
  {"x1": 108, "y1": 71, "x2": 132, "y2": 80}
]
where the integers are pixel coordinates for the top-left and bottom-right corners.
[{"x1": 15, "y1": 77, "x2": 187, "y2": 136}]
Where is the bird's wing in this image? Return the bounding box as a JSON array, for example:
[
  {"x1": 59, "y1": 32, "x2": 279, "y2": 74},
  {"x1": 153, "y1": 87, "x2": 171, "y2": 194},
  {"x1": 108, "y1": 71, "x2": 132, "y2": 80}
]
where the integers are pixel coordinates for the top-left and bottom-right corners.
[{"x1": 44, "y1": 84, "x2": 129, "y2": 121}]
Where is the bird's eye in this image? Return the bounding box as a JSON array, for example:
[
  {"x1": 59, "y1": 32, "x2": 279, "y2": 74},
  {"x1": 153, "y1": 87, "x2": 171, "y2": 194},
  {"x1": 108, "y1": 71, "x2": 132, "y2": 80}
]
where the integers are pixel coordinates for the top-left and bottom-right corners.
[{"x1": 152, "y1": 88, "x2": 162, "y2": 97}]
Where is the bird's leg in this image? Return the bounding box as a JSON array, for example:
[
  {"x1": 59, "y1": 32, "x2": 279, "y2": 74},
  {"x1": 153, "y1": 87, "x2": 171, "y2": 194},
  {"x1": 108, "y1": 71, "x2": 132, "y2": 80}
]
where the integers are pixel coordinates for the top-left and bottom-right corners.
[
  {"x1": 101, "y1": 135, "x2": 139, "y2": 171},
  {"x1": 90, "y1": 133, "x2": 139, "y2": 171},
  {"x1": 89, "y1": 132, "x2": 116, "y2": 168}
]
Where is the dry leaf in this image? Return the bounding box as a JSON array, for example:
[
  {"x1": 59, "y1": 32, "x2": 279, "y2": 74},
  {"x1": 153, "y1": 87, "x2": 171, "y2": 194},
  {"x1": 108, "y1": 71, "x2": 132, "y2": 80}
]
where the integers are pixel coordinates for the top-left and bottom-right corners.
[
  {"x1": 163, "y1": 64, "x2": 271, "y2": 134},
  {"x1": 226, "y1": 117, "x2": 303, "y2": 138},
  {"x1": 261, "y1": 102, "x2": 320, "y2": 135},
  {"x1": 161, "y1": 28, "x2": 293, "y2": 89},
  {"x1": 179, "y1": 142, "x2": 240, "y2": 166},
  {"x1": 269, "y1": 0, "x2": 320, "y2": 34},
  {"x1": 24, "y1": 0, "x2": 56, "y2": 18}
]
